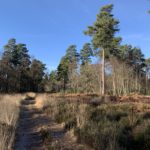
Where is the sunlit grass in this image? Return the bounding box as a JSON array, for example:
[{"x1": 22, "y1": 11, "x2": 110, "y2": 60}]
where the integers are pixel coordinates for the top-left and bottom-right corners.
[{"x1": 0, "y1": 94, "x2": 24, "y2": 150}]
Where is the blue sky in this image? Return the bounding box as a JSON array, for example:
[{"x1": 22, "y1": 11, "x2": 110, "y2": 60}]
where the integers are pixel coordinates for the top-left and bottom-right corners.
[{"x1": 0, "y1": 0, "x2": 150, "y2": 71}]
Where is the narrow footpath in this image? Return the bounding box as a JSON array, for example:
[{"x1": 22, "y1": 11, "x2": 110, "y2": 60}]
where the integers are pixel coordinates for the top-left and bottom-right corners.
[
  {"x1": 14, "y1": 98, "x2": 91, "y2": 150},
  {"x1": 14, "y1": 98, "x2": 49, "y2": 150}
]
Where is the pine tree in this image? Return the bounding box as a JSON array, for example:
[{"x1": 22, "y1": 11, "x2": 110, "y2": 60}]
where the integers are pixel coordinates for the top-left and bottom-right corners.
[
  {"x1": 57, "y1": 56, "x2": 69, "y2": 92},
  {"x1": 30, "y1": 59, "x2": 46, "y2": 92},
  {"x1": 66, "y1": 45, "x2": 80, "y2": 72},
  {"x1": 1, "y1": 39, "x2": 17, "y2": 92},
  {"x1": 84, "y1": 4, "x2": 121, "y2": 95},
  {"x1": 12, "y1": 44, "x2": 31, "y2": 91},
  {"x1": 80, "y1": 43, "x2": 93, "y2": 65}
]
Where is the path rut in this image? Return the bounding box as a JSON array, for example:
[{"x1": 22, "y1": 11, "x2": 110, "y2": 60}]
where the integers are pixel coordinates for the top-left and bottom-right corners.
[{"x1": 14, "y1": 99, "x2": 49, "y2": 150}]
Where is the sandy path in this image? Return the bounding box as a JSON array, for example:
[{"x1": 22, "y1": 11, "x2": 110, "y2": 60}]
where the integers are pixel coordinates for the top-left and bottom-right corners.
[
  {"x1": 14, "y1": 98, "x2": 91, "y2": 150},
  {"x1": 14, "y1": 99, "x2": 49, "y2": 150}
]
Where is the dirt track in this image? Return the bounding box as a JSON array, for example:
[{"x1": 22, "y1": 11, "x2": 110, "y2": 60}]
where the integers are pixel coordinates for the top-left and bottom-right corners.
[
  {"x1": 14, "y1": 99, "x2": 49, "y2": 150},
  {"x1": 14, "y1": 98, "x2": 90, "y2": 150}
]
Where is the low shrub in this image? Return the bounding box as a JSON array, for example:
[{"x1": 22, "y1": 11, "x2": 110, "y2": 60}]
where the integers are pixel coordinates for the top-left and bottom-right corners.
[{"x1": 44, "y1": 97, "x2": 150, "y2": 150}]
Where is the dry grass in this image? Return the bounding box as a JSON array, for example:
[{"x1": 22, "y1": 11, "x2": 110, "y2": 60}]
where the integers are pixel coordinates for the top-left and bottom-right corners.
[
  {"x1": 41, "y1": 95, "x2": 150, "y2": 150},
  {"x1": 35, "y1": 94, "x2": 52, "y2": 109},
  {"x1": 35, "y1": 94, "x2": 61, "y2": 122},
  {"x1": 0, "y1": 94, "x2": 24, "y2": 150},
  {"x1": 26, "y1": 92, "x2": 36, "y2": 99}
]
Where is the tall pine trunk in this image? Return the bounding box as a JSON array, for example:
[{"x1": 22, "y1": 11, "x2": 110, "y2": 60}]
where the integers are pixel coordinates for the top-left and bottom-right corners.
[
  {"x1": 145, "y1": 73, "x2": 148, "y2": 94},
  {"x1": 102, "y1": 49, "x2": 105, "y2": 95}
]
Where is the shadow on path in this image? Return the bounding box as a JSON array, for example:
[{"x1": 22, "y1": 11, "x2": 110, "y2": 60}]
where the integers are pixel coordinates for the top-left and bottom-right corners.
[
  {"x1": 14, "y1": 99, "x2": 50, "y2": 150},
  {"x1": 14, "y1": 98, "x2": 91, "y2": 150}
]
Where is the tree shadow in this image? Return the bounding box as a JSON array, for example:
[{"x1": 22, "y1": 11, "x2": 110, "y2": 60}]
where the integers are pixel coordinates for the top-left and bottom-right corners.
[{"x1": 14, "y1": 98, "x2": 51, "y2": 150}]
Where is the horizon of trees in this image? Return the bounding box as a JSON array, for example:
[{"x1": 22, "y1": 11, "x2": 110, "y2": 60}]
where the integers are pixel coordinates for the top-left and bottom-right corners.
[
  {"x1": 0, "y1": 4, "x2": 150, "y2": 95},
  {"x1": 0, "y1": 38, "x2": 46, "y2": 92},
  {"x1": 46, "y1": 4, "x2": 150, "y2": 96}
]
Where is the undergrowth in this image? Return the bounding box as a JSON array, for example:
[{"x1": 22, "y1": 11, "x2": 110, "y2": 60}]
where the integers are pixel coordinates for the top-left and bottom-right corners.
[{"x1": 43, "y1": 96, "x2": 150, "y2": 150}]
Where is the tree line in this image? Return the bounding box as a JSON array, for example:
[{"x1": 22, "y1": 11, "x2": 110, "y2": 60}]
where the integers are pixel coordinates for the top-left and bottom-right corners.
[
  {"x1": 0, "y1": 4, "x2": 150, "y2": 95},
  {"x1": 0, "y1": 38, "x2": 46, "y2": 92},
  {"x1": 45, "y1": 4, "x2": 150, "y2": 95}
]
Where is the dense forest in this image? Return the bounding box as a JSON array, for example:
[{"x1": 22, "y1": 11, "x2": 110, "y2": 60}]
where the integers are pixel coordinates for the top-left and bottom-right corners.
[
  {"x1": 0, "y1": 4, "x2": 150, "y2": 95},
  {"x1": 0, "y1": 38, "x2": 46, "y2": 92}
]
